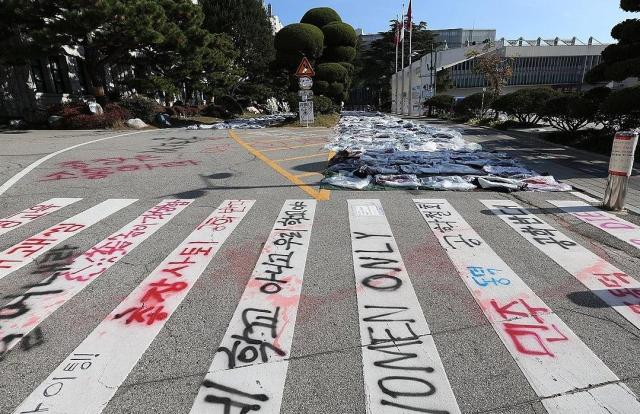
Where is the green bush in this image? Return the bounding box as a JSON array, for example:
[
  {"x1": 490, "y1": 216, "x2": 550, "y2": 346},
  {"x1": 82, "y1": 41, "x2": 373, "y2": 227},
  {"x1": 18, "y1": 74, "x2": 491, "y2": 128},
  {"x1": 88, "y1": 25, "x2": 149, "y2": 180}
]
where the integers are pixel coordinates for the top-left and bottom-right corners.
[
  {"x1": 338, "y1": 62, "x2": 355, "y2": 75},
  {"x1": 286, "y1": 92, "x2": 300, "y2": 113},
  {"x1": 316, "y1": 63, "x2": 348, "y2": 82},
  {"x1": 322, "y1": 22, "x2": 357, "y2": 47},
  {"x1": 455, "y1": 92, "x2": 496, "y2": 118},
  {"x1": 313, "y1": 95, "x2": 334, "y2": 114},
  {"x1": 301, "y1": 7, "x2": 341, "y2": 28},
  {"x1": 492, "y1": 88, "x2": 557, "y2": 124},
  {"x1": 601, "y1": 85, "x2": 640, "y2": 130},
  {"x1": 119, "y1": 95, "x2": 161, "y2": 122},
  {"x1": 313, "y1": 80, "x2": 330, "y2": 95},
  {"x1": 327, "y1": 82, "x2": 345, "y2": 97},
  {"x1": 424, "y1": 95, "x2": 454, "y2": 112},
  {"x1": 322, "y1": 46, "x2": 356, "y2": 63},
  {"x1": 274, "y1": 23, "x2": 324, "y2": 59},
  {"x1": 541, "y1": 93, "x2": 598, "y2": 132}
]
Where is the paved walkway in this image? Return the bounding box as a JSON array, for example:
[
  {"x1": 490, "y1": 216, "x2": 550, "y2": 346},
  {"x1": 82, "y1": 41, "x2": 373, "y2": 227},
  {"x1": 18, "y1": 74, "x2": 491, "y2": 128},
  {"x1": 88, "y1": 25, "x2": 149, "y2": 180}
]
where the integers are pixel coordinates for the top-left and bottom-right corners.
[{"x1": 432, "y1": 120, "x2": 640, "y2": 215}]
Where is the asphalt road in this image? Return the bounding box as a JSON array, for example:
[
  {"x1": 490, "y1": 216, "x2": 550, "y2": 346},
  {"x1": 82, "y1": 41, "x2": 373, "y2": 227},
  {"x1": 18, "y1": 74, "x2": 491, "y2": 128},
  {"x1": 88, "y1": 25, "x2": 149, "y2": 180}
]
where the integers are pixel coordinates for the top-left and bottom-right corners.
[{"x1": 0, "y1": 123, "x2": 639, "y2": 414}]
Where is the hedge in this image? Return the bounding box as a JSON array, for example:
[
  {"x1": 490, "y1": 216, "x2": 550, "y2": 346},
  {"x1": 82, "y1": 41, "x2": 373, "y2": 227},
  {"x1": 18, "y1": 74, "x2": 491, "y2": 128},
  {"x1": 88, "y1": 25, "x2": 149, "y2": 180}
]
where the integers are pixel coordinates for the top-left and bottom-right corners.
[
  {"x1": 322, "y1": 46, "x2": 356, "y2": 63},
  {"x1": 327, "y1": 82, "x2": 345, "y2": 97},
  {"x1": 301, "y1": 7, "x2": 341, "y2": 28},
  {"x1": 313, "y1": 80, "x2": 330, "y2": 95},
  {"x1": 313, "y1": 95, "x2": 334, "y2": 114},
  {"x1": 338, "y1": 62, "x2": 355, "y2": 75},
  {"x1": 322, "y1": 22, "x2": 357, "y2": 47},
  {"x1": 316, "y1": 63, "x2": 348, "y2": 82},
  {"x1": 274, "y1": 23, "x2": 324, "y2": 58},
  {"x1": 119, "y1": 95, "x2": 161, "y2": 123}
]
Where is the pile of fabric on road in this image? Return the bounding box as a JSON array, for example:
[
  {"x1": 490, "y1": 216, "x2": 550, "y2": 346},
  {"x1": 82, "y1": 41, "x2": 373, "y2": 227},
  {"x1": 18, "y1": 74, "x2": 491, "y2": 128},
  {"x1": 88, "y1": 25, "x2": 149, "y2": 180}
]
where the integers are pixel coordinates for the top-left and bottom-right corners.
[
  {"x1": 321, "y1": 112, "x2": 571, "y2": 192},
  {"x1": 186, "y1": 114, "x2": 296, "y2": 130}
]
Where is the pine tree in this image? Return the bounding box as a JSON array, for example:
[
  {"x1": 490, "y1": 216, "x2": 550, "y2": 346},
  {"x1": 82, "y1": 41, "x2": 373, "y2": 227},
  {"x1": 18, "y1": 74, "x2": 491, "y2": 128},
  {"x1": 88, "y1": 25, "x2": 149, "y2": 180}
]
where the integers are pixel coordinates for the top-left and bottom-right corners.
[
  {"x1": 586, "y1": 0, "x2": 640, "y2": 83},
  {"x1": 200, "y1": 0, "x2": 275, "y2": 97}
]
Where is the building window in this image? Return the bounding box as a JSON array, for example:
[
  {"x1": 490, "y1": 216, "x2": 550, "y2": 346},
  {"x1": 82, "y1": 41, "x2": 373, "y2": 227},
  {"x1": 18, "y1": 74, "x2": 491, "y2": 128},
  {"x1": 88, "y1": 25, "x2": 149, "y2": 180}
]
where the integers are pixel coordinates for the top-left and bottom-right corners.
[
  {"x1": 30, "y1": 59, "x2": 47, "y2": 93},
  {"x1": 49, "y1": 56, "x2": 68, "y2": 94}
]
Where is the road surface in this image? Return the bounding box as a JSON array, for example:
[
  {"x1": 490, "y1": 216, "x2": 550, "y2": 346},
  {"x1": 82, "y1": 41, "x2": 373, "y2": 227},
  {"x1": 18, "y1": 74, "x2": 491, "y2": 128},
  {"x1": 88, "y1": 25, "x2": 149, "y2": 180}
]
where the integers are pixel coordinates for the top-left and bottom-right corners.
[{"x1": 1, "y1": 124, "x2": 639, "y2": 414}]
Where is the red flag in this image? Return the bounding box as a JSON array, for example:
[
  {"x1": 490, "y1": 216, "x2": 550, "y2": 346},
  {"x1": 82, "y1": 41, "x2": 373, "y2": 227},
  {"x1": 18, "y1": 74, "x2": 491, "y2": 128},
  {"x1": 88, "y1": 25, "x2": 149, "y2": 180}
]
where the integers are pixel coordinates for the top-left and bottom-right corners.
[
  {"x1": 405, "y1": 0, "x2": 412, "y2": 32},
  {"x1": 394, "y1": 20, "x2": 401, "y2": 45}
]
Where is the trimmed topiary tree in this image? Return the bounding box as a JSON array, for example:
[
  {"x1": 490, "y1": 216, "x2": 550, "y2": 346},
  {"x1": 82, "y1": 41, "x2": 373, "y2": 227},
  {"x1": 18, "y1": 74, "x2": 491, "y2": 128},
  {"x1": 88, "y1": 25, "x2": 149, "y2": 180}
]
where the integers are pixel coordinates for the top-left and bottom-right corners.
[
  {"x1": 316, "y1": 63, "x2": 348, "y2": 83},
  {"x1": 322, "y1": 22, "x2": 357, "y2": 47},
  {"x1": 274, "y1": 23, "x2": 325, "y2": 64},
  {"x1": 322, "y1": 46, "x2": 357, "y2": 63},
  {"x1": 301, "y1": 7, "x2": 341, "y2": 28}
]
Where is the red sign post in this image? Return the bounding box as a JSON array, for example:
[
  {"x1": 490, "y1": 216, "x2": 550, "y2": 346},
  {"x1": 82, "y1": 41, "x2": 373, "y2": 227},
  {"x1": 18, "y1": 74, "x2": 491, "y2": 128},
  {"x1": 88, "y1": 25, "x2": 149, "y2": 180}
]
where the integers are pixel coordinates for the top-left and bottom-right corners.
[{"x1": 295, "y1": 57, "x2": 315, "y2": 78}]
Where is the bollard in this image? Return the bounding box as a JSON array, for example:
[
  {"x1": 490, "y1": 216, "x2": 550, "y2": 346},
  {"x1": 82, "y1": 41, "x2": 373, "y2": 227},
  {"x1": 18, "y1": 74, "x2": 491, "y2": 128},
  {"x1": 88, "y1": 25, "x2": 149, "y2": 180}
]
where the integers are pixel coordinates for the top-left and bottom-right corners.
[{"x1": 603, "y1": 131, "x2": 639, "y2": 211}]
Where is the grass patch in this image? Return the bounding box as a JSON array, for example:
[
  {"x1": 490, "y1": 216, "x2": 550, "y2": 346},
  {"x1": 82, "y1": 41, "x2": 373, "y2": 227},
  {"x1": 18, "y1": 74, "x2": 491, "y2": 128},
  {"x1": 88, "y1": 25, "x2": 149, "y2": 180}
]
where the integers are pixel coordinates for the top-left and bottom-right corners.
[{"x1": 278, "y1": 113, "x2": 340, "y2": 128}]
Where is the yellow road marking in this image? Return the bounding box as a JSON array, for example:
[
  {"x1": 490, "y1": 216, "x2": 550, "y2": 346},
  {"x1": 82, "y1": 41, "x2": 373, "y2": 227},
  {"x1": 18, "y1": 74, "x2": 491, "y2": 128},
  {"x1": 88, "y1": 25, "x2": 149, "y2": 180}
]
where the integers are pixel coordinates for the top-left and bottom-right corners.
[
  {"x1": 295, "y1": 172, "x2": 324, "y2": 178},
  {"x1": 274, "y1": 153, "x2": 331, "y2": 162},
  {"x1": 228, "y1": 130, "x2": 331, "y2": 201},
  {"x1": 261, "y1": 142, "x2": 327, "y2": 152},
  {"x1": 247, "y1": 135, "x2": 312, "y2": 144}
]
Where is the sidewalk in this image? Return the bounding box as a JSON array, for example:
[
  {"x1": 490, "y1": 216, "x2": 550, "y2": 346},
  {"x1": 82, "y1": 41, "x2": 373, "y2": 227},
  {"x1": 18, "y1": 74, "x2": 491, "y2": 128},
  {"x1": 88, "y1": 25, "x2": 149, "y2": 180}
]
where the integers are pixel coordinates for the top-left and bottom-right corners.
[{"x1": 460, "y1": 123, "x2": 640, "y2": 214}]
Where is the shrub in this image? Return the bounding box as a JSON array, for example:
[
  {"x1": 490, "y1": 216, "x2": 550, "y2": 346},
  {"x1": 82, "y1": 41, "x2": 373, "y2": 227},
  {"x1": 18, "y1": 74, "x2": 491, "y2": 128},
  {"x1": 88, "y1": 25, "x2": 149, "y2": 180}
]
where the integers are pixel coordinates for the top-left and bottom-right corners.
[
  {"x1": 313, "y1": 95, "x2": 334, "y2": 114},
  {"x1": 61, "y1": 103, "x2": 130, "y2": 129},
  {"x1": 455, "y1": 92, "x2": 496, "y2": 118},
  {"x1": 48, "y1": 102, "x2": 88, "y2": 118},
  {"x1": 313, "y1": 80, "x2": 330, "y2": 95},
  {"x1": 316, "y1": 63, "x2": 348, "y2": 82},
  {"x1": 217, "y1": 95, "x2": 243, "y2": 116},
  {"x1": 172, "y1": 105, "x2": 200, "y2": 117},
  {"x1": 338, "y1": 62, "x2": 355, "y2": 75},
  {"x1": 322, "y1": 46, "x2": 356, "y2": 63},
  {"x1": 274, "y1": 23, "x2": 324, "y2": 59},
  {"x1": 286, "y1": 92, "x2": 300, "y2": 113},
  {"x1": 601, "y1": 85, "x2": 640, "y2": 130},
  {"x1": 322, "y1": 22, "x2": 357, "y2": 47},
  {"x1": 119, "y1": 95, "x2": 161, "y2": 122},
  {"x1": 327, "y1": 82, "x2": 345, "y2": 97},
  {"x1": 301, "y1": 7, "x2": 341, "y2": 28},
  {"x1": 424, "y1": 95, "x2": 454, "y2": 111},
  {"x1": 492, "y1": 88, "x2": 557, "y2": 124},
  {"x1": 541, "y1": 93, "x2": 598, "y2": 132}
]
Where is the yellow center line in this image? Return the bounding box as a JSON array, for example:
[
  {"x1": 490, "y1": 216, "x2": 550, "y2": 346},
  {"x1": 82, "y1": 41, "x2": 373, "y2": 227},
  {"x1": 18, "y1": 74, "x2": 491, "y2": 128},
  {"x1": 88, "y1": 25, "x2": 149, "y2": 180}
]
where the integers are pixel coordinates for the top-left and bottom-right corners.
[
  {"x1": 274, "y1": 153, "x2": 331, "y2": 162},
  {"x1": 246, "y1": 135, "x2": 313, "y2": 144},
  {"x1": 228, "y1": 130, "x2": 331, "y2": 201},
  {"x1": 261, "y1": 142, "x2": 328, "y2": 152},
  {"x1": 295, "y1": 172, "x2": 324, "y2": 178}
]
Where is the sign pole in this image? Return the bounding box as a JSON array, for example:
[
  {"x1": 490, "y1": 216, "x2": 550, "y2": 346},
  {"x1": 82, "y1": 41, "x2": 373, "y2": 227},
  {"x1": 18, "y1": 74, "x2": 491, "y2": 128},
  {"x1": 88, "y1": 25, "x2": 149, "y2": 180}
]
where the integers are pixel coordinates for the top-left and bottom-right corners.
[{"x1": 603, "y1": 131, "x2": 638, "y2": 211}]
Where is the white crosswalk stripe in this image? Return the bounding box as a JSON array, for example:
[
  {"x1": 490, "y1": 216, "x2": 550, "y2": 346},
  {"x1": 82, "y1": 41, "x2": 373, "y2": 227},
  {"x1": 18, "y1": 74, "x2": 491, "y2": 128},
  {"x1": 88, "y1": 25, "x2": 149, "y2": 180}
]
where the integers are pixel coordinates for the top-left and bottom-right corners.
[
  {"x1": 0, "y1": 199, "x2": 193, "y2": 357},
  {"x1": 0, "y1": 199, "x2": 82, "y2": 237},
  {"x1": 2, "y1": 197, "x2": 640, "y2": 413},
  {"x1": 348, "y1": 200, "x2": 461, "y2": 414},
  {"x1": 11, "y1": 200, "x2": 254, "y2": 414},
  {"x1": 414, "y1": 199, "x2": 640, "y2": 413},
  {"x1": 0, "y1": 199, "x2": 136, "y2": 281},
  {"x1": 483, "y1": 199, "x2": 640, "y2": 331},
  {"x1": 548, "y1": 199, "x2": 640, "y2": 250},
  {"x1": 190, "y1": 200, "x2": 316, "y2": 414}
]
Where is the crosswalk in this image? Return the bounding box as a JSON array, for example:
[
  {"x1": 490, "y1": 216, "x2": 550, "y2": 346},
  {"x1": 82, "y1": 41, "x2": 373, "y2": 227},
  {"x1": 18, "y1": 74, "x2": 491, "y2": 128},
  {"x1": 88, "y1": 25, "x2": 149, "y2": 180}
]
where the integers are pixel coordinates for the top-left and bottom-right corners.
[{"x1": 1, "y1": 196, "x2": 640, "y2": 413}]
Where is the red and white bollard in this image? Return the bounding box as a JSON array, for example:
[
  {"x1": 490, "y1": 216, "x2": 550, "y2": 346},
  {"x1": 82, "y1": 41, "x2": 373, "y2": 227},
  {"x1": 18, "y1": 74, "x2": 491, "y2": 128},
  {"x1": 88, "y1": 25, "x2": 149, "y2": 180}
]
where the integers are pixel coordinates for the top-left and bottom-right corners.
[{"x1": 603, "y1": 131, "x2": 639, "y2": 211}]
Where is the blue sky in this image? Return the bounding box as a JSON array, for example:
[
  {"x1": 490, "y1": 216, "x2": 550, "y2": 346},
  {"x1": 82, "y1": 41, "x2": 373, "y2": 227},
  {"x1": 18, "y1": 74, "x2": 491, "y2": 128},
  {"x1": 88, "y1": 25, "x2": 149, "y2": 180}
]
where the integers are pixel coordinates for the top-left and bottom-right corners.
[{"x1": 268, "y1": 0, "x2": 634, "y2": 43}]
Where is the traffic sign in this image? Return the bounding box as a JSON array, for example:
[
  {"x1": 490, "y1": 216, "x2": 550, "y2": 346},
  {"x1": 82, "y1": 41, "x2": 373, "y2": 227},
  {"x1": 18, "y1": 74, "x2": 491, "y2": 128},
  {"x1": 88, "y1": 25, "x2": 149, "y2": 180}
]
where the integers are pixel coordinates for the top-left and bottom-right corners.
[
  {"x1": 299, "y1": 101, "x2": 314, "y2": 126},
  {"x1": 298, "y1": 90, "x2": 314, "y2": 101},
  {"x1": 299, "y1": 76, "x2": 313, "y2": 90},
  {"x1": 295, "y1": 57, "x2": 315, "y2": 77}
]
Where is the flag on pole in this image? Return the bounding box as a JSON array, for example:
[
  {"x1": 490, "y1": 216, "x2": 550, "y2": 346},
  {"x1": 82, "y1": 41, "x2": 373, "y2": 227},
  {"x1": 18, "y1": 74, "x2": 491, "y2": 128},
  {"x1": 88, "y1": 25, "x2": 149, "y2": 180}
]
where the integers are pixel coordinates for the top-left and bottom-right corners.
[
  {"x1": 405, "y1": 0, "x2": 412, "y2": 32},
  {"x1": 394, "y1": 18, "x2": 401, "y2": 45}
]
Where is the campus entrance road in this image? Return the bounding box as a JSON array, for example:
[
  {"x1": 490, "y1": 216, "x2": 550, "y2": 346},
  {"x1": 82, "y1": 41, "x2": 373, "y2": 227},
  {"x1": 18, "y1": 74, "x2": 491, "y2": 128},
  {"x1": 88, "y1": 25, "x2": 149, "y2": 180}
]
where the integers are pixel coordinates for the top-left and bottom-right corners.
[{"x1": 1, "y1": 125, "x2": 640, "y2": 414}]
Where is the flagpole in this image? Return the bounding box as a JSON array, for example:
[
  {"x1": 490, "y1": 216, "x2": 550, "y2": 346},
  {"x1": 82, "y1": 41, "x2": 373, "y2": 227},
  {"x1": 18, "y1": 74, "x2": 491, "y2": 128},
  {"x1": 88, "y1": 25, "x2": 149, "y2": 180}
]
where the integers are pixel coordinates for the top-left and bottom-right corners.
[
  {"x1": 401, "y1": 3, "x2": 405, "y2": 115},
  {"x1": 407, "y1": 0, "x2": 413, "y2": 116},
  {"x1": 395, "y1": 17, "x2": 399, "y2": 114}
]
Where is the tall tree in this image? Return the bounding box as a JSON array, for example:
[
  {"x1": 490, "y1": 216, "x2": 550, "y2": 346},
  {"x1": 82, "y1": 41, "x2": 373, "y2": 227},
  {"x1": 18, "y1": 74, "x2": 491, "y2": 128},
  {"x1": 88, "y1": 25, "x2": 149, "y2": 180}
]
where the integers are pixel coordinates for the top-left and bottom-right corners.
[
  {"x1": 201, "y1": 0, "x2": 275, "y2": 96},
  {"x1": 131, "y1": 0, "x2": 238, "y2": 103},
  {"x1": 354, "y1": 21, "x2": 437, "y2": 108},
  {"x1": 467, "y1": 43, "x2": 514, "y2": 96},
  {"x1": 0, "y1": 1, "x2": 176, "y2": 102},
  {"x1": 586, "y1": 0, "x2": 640, "y2": 83}
]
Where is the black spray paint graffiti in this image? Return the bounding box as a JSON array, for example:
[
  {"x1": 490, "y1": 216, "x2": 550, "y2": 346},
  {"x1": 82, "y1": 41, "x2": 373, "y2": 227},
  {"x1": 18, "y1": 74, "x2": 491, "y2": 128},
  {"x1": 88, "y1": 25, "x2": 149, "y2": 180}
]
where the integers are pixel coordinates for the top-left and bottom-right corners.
[
  {"x1": 354, "y1": 232, "x2": 450, "y2": 414},
  {"x1": 202, "y1": 380, "x2": 269, "y2": 413},
  {"x1": 0, "y1": 244, "x2": 78, "y2": 360},
  {"x1": 142, "y1": 136, "x2": 219, "y2": 154},
  {"x1": 217, "y1": 307, "x2": 286, "y2": 369}
]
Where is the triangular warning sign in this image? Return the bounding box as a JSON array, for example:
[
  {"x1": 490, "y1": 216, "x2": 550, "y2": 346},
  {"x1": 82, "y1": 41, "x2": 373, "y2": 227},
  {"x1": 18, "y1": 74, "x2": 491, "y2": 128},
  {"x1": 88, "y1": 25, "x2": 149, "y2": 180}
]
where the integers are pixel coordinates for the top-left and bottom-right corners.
[{"x1": 295, "y1": 57, "x2": 315, "y2": 77}]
